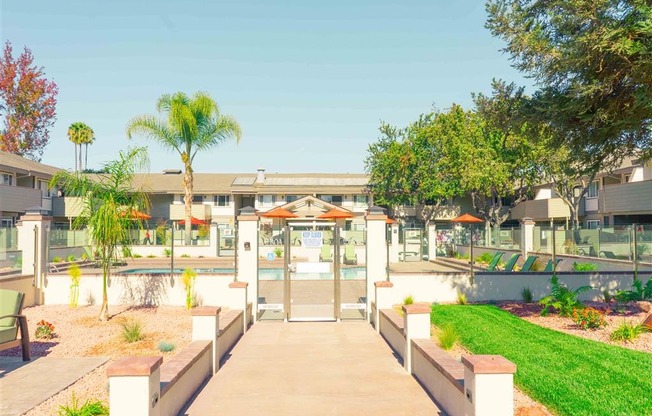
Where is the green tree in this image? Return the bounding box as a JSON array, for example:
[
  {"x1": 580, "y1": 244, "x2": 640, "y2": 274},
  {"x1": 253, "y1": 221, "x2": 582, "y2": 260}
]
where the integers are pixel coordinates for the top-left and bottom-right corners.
[
  {"x1": 126, "y1": 92, "x2": 241, "y2": 244},
  {"x1": 486, "y1": 0, "x2": 652, "y2": 163},
  {"x1": 50, "y1": 147, "x2": 149, "y2": 321},
  {"x1": 67, "y1": 122, "x2": 94, "y2": 172}
]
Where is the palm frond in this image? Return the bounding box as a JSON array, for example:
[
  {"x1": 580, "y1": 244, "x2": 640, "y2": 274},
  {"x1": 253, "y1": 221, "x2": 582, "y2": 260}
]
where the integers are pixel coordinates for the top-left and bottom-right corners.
[{"x1": 126, "y1": 115, "x2": 181, "y2": 154}]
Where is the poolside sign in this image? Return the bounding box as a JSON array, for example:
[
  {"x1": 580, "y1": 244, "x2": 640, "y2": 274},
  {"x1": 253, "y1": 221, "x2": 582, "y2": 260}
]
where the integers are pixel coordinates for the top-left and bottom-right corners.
[
  {"x1": 301, "y1": 231, "x2": 323, "y2": 248},
  {"x1": 266, "y1": 252, "x2": 275, "y2": 261}
]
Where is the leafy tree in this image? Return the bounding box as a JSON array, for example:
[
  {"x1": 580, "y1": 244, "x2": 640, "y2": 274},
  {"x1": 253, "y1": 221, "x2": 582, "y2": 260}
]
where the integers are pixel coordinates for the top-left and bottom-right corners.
[
  {"x1": 127, "y1": 92, "x2": 241, "y2": 244},
  {"x1": 50, "y1": 147, "x2": 149, "y2": 321},
  {"x1": 67, "y1": 122, "x2": 94, "y2": 172},
  {"x1": 486, "y1": 0, "x2": 652, "y2": 163},
  {"x1": 0, "y1": 41, "x2": 58, "y2": 160}
]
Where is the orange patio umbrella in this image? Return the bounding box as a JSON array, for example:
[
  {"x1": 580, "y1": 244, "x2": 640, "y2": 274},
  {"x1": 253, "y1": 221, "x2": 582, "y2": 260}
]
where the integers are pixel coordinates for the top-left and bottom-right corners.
[
  {"x1": 176, "y1": 216, "x2": 209, "y2": 226},
  {"x1": 451, "y1": 213, "x2": 484, "y2": 283},
  {"x1": 386, "y1": 218, "x2": 397, "y2": 224},
  {"x1": 260, "y1": 207, "x2": 298, "y2": 218},
  {"x1": 120, "y1": 209, "x2": 151, "y2": 220},
  {"x1": 318, "y1": 208, "x2": 354, "y2": 219}
]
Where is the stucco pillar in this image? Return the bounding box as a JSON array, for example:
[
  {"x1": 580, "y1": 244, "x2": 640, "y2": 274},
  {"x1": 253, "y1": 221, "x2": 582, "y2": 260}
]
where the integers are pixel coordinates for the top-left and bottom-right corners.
[
  {"x1": 107, "y1": 357, "x2": 162, "y2": 416},
  {"x1": 191, "y1": 306, "x2": 221, "y2": 374},
  {"x1": 365, "y1": 209, "x2": 388, "y2": 321},
  {"x1": 520, "y1": 217, "x2": 535, "y2": 259},
  {"x1": 462, "y1": 355, "x2": 517, "y2": 416},
  {"x1": 229, "y1": 281, "x2": 249, "y2": 333},
  {"x1": 388, "y1": 223, "x2": 400, "y2": 263},
  {"x1": 403, "y1": 304, "x2": 431, "y2": 373},
  {"x1": 16, "y1": 210, "x2": 51, "y2": 305},
  {"x1": 209, "y1": 222, "x2": 218, "y2": 254},
  {"x1": 236, "y1": 208, "x2": 259, "y2": 323},
  {"x1": 373, "y1": 281, "x2": 393, "y2": 332},
  {"x1": 427, "y1": 224, "x2": 437, "y2": 260}
]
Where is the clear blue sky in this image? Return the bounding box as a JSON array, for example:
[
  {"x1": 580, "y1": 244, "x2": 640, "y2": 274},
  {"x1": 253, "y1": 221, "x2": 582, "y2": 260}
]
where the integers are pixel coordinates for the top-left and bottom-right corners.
[{"x1": 1, "y1": 0, "x2": 529, "y2": 174}]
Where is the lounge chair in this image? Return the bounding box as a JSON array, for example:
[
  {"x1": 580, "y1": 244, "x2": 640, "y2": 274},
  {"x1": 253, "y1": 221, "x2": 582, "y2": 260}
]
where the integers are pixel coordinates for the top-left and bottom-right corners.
[
  {"x1": 343, "y1": 245, "x2": 357, "y2": 265},
  {"x1": 319, "y1": 245, "x2": 333, "y2": 262},
  {"x1": 600, "y1": 250, "x2": 617, "y2": 259},
  {"x1": 0, "y1": 289, "x2": 30, "y2": 361},
  {"x1": 520, "y1": 255, "x2": 539, "y2": 272},
  {"x1": 502, "y1": 253, "x2": 521, "y2": 272},
  {"x1": 543, "y1": 259, "x2": 561, "y2": 272},
  {"x1": 485, "y1": 251, "x2": 505, "y2": 271}
]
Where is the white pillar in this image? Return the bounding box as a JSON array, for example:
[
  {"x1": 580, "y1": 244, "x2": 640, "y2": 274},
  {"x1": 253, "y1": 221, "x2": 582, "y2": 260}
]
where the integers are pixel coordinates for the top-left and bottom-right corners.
[
  {"x1": 520, "y1": 217, "x2": 535, "y2": 258},
  {"x1": 402, "y1": 304, "x2": 431, "y2": 373},
  {"x1": 389, "y1": 223, "x2": 400, "y2": 263},
  {"x1": 229, "y1": 281, "x2": 249, "y2": 333},
  {"x1": 365, "y1": 213, "x2": 388, "y2": 321},
  {"x1": 16, "y1": 212, "x2": 51, "y2": 305},
  {"x1": 191, "y1": 306, "x2": 221, "y2": 374},
  {"x1": 107, "y1": 357, "x2": 162, "y2": 416},
  {"x1": 209, "y1": 222, "x2": 218, "y2": 254},
  {"x1": 236, "y1": 212, "x2": 259, "y2": 323},
  {"x1": 427, "y1": 224, "x2": 437, "y2": 260},
  {"x1": 462, "y1": 355, "x2": 516, "y2": 416},
  {"x1": 373, "y1": 281, "x2": 393, "y2": 332}
]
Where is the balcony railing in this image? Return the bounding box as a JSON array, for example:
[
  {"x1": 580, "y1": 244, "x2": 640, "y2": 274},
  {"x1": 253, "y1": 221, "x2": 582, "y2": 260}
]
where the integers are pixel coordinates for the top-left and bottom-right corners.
[
  {"x1": 52, "y1": 196, "x2": 85, "y2": 217},
  {"x1": 0, "y1": 185, "x2": 41, "y2": 213},
  {"x1": 169, "y1": 203, "x2": 211, "y2": 220},
  {"x1": 511, "y1": 198, "x2": 570, "y2": 221},
  {"x1": 603, "y1": 180, "x2": 652, "y2": 213}
]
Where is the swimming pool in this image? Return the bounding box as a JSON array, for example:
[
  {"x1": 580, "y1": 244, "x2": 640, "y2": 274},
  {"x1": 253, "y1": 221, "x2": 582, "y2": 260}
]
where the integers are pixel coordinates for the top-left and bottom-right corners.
[{"x1": 120, "y1": 267, "x2": 366, "y2": 280}]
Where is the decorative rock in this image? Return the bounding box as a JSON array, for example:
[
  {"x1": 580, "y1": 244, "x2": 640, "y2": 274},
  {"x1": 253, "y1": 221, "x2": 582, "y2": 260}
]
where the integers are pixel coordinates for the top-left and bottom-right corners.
[
  {"x1": 636, "y1": 301, "x2": 652, "y2": 313},
  {"x1": 642, "y1": 313, "x2": 652, "y2": 331}
]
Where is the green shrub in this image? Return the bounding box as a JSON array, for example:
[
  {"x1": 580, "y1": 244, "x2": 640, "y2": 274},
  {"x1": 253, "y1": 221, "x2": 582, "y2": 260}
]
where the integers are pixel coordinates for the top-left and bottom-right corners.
[
  {"x1": 163, "y1": 248, "x2": 171, "y2": 258},
  {"x1": 122, "y1": 246, "x2": 132, "y2": 258},
  {"x1": 610, "y1": 321, "x2": 649, "y2": 342},
  {"x1": 572, "y1": 262, "x2": 598, "y2": 272},
  {"x1": 273, "y1": 247, "x2": 283, "y2": 258},
  {"x1": 35, "y1": 320, "x2": 55, "y2": 339},
  {"x1": 133, "y1": 253, "x2": 142, "y2": 258},
  {"x1": 182, "y1": 268, "x2": 197, "y2": 309},
  {"x1": 180, "y1": 254, "x2": 190, "y2": 258},
  {"x1": 146, "y1": 254, "x2": 156, "y2": 258},
  {"x1": 615, "y1": 279, "x2": 652, "y2": 302},
  {"x1": 158, "y1": 341, "x2": 175, "y2": 352},
  {"x1": 66, "y1": 254, "x2": 76, "y2": 262},
  {"x1": 437, "y1": 325, "x2": 458, "y2": 350},
  {"x1": 57, "y1": 393, "x2": 108, "y2": 416},
  {"x1": 457, "y1": 292, "x2": 468, "y2": 305},
  {"x1": 603, "y1": 290, "x2": 613, "y2": 303},
  {"x1": 476, "y1": 252, "x2": 494, "y2": 264},
  {"x1": 80, "y1": 253, "x2": 89, "y2": 260},
  {"x1": 530, "y1": 259, "x2": 546, "y2": 272},
  {"x1": 53, "y1": 256, "x2": 63, "y2": 263},
  {"x1": 539, "y1": 275, "x2": 590, "y2": 317},
  {"x1": 571, "y1": 307, "x2": 607, "y2": 330},
  {"x1": 403, "y1": 295, "x2": 414, "y2": 305},
  {"x1": 120, "y1": 319, "x2": 144, "y2": 343},
  {"x1": 521, "y1": 287, "x2": 533, "y2": 303}
]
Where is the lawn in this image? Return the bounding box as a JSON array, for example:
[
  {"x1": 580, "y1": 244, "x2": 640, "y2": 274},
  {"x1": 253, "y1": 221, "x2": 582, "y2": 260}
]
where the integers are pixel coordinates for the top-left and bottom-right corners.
[{"x1": 431, "y1": 305, "x2": 652, "y2": 416}]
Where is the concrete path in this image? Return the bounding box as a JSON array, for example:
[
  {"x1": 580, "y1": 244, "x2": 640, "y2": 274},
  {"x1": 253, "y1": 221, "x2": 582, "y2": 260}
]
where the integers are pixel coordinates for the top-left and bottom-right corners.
[
  {"x1": 184, "y1": 322, "x2": 441, "y2": 416},
  {"x1": 0, "y1": 356, "x2": 108, "y2": 416}
]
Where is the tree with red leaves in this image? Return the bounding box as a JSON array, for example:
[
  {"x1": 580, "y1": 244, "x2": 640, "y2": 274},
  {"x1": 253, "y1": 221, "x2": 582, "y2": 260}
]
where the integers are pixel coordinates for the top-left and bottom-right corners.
[{"x1": 0, "y1": 41, "x2": 58, "y2": 161}]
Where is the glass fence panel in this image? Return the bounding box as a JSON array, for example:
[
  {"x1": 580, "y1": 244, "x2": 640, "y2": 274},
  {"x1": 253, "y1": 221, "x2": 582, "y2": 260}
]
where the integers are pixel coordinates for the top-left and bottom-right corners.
[
  {"x1": 0, "y1": 227, "x2": 21, "y2": 273},
  {"x1": 49, "y1": 229, "x2": 89, "y2": 248}
]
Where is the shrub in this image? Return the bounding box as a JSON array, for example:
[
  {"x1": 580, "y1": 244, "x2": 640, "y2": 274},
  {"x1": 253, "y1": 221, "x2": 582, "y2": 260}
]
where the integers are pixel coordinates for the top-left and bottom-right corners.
[
  {"x1": 68, "y1": 264, "x2": 82, "y2": 308},
  {"x1": 182, "y1": 268, "x2": 197, "y2": 309},
  {"x1": 476, "y1": 252, "x2": 494, "y2": 264},
  {"x1": 457, "y1": 292, "x2": 468, "y2": 305},
  {"x1": 35, "y1": 320, "x2": 55, "y2": 339},
  {"x1": 571, "y1": 307, "x2": 607, "y2": 330},
  {"x1": 133, "y1": 253, "x2": 142, "y2": 258},
  {"x1": 273, "y1": 247, "x2": 283, "y2": 258},
  {"x1": 163, "y1": 248, "x2": 171, "y2": 258},
  {"x1": 539, "y1": 275, "x2": 591, "y2": 317},
  {"x1": 530, "y1": 259, "x2": 546, "y2": 272},
  {"x1": 610, "y1": 321, "x2": 649, "y2": 342},
  {"x1": 615, "y1": 279, "x2": 652, "y2": 303},
  {"x1": 521, "y1": 287, "x2": 533, "y2": 303},
  {"x1": 403, "y1": 295, "x2": 414, "y2": 305},
  {"x1": 158, "y1": 341, "x2": 175, "y2": 353},
  {"x1": 603, "y1": 290, "x2": 613, "y2": 303},
  {"x1": 180, "y1": 254, "x2": 190, "y2": 258},
  {"x1": 437, "y1": 325, "x2": 458, "y2": 350},
  {"x1": 66, "y1": 254, "x2": 76, "y2": 262},
  {"x1": 146, "y1": 254, "x2": 156, "y2": 258},
  {"x1": 572, "y1": 262, "x2": 598, "y2": 272},
  {"x1": 57, "y1": 392, "x2": 108, "y2": 416},
  {"x1": 120, "y1": 319, "x2": 144, "y2": 343},
  {"x1": 53, "y1": 256, "x2": 63, "y2": 263},
  {"x1": 80, "y1": 253, "x2": 89, "y2": 260},
  {"x1": 121, "y1": 246, "x2": 132, "y2": 258}
]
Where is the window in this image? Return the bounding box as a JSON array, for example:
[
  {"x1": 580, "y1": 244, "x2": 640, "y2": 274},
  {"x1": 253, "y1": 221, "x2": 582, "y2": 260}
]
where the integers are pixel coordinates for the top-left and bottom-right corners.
[
  {"x1": 285, "y1": 195, "x2": 300, "y2": 203},
  {"x1": 320, "y1": 195, "x2": 343, "y2": 206},
  {"x1": 586, "y1": 220, "x2": 600, "y2": 230},
  {"x1": 1, "y1": 173, "x2": 13, "y2": 186},
  {"x1": 354, "y1": 195, "x2": 368, "y2": 207},
  {"x1": 192, "y1": 195, "x2": 203, "y2": 204},
  {"x1": 603, "y1": 216, "x2": 610, "y2": 227},
  {"x1": 38, "y1": 179, "x2": 51, "y2": 198},
  {"x1": 587, "y1": 181, "x2": 599, "y2": 198},
  {"x1": 213, "y1": 195, "x2": 230, "y2": 207},
  {"x1": 624, "y1": 174, "x2": 631, "y2": 183},
  {"x1": 258, "y1": 195, "x2": 276, "y2": 207}
]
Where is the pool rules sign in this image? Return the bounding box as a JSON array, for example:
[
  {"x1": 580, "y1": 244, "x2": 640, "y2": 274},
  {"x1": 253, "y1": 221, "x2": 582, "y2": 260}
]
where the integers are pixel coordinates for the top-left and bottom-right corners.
[{"x1": 301, "y1": 231, "x2": 323, "y2": 248}]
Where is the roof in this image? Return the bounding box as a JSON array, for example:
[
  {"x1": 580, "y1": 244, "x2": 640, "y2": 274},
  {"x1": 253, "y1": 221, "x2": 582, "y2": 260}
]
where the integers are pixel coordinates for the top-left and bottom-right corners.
[{"x1": 0, "y1": 151, "x2": 62, "y2": 177}]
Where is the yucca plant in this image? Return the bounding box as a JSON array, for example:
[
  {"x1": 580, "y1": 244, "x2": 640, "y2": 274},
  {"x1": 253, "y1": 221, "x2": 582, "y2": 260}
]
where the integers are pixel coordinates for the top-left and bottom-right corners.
[{"x1": 403, "y1": 295, "x2": 414, "y2": 305}]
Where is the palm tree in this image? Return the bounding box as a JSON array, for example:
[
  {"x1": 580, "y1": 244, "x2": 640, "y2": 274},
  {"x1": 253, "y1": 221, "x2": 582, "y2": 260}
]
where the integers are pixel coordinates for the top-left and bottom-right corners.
[
  {"x1": 50, "y1": 147, "x2": 150, "y2": 321},
  {"x1": 67, "y1": 122, "x2": 95, "y2": 172},
  {"x1": 126, "y1": 92, "x2": 242, "y2": 244},
  {"x1": 67, "y1": 123, "x2": 80, "y2": 171},
  {"x1": 81, "y1": 126, "x2": 95, "y2": 171}
]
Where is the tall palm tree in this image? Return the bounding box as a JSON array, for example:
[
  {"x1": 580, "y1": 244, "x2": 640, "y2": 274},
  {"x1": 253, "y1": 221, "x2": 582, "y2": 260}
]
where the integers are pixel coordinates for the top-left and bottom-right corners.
[
  {"x1": 50, "y1": 147, "x2": 149, "y2": 321},
  {"x1": 67, "y1": 123, "x2": 80, "y2": 171},
  {"x1": 67, "y1": 122, "x2": 94, "y2": 172},
  {"x1": 126, "y1": 92, "x2": 242, "y2": 244},
  {"x1": 81, "y1": 125, "x2": 95, "y2": 171}
]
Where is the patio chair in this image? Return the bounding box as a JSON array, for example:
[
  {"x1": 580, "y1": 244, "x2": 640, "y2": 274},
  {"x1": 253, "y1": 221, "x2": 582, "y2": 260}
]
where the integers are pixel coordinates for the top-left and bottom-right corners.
[
  {"x1": 0, "y1": 289, "x2": 30, "y2": 361},
  {"x1": 485, "y1": 251, "x2": 505, "y2": 271},
  {"x1": 343, "y1": 244, "x2": 358, "y2": 265},
  {"x1": 502, "y1": 253, "x2": 521, "y2": 272},
  {"x1": 543, "y1": 259, "x2": 561, "y2": 272},
  {"x1": 520, "y1": 255, "x2": 539, "y2": 272},
  {"x1": 320, "y1": 245, "x2": 333, "y2": 262},
  {"x1": 600, "y1": 250, "x2": 617, "y2": 259}
]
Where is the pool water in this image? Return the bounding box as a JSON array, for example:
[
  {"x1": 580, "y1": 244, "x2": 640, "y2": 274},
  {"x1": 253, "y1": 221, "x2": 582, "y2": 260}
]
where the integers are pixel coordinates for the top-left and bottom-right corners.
[{"x1": 120, "y1": 267, "x2": 366, "y2": 280}]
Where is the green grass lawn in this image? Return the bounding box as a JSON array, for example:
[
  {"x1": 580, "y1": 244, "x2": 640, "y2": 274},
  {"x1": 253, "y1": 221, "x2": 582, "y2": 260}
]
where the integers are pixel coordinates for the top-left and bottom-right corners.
[{"x1": 431, "y1": 305, "x2": 652, "y2": 416}]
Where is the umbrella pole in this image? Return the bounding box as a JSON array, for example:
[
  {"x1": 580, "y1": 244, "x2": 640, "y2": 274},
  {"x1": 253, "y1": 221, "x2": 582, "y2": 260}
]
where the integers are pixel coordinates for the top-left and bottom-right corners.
[{"x1": 469, "y1": 225, "x2": 474, "y2": 285}]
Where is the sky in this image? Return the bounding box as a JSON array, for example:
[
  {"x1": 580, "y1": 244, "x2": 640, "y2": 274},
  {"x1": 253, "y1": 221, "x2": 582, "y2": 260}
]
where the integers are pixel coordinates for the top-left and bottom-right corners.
[{"x1": 1, "y1": 0, "x2": 530, "y2": 174}]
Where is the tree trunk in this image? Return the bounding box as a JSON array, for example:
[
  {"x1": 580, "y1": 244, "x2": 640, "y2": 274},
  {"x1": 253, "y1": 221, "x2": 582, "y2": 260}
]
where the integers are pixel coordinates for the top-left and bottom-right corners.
[
  {"x1": 85, "y1": 143, "x2": 89, "y2": 171},
  {"x1": 99, "y1": 259, "x2": 109, "y2": 321},
  {"x1": 183, "y1": 159, "x2": 193, "y2": 246},
  {"x1": 79, "y1": 144, "x2": 83, "y2": 174},
  {"x1": 74, "y1": 143, "x2": 78, "y2": 172}
]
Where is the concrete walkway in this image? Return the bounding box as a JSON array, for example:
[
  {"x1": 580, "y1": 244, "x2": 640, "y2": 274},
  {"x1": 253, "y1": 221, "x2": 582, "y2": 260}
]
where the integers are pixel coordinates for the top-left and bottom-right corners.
[
  {"x1": 0, "y1": 356, "x2": 108, "y2": 416},
  {"x1": 184, "y1": 322, "x2": 441, "y2": 416}
]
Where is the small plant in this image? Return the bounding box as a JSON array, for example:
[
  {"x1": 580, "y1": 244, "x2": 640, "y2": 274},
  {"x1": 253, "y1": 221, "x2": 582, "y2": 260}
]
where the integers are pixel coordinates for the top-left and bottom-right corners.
[
  {"x1": 146, "y1": 254, "x2": 156, "y2": 258},
  {"x1": 120, "y1": 319, "x2": 144, "y2": 343},
  {"x1": 155, "y1": 219, "x2": 168, "y2": 245},
  {"x1": 86, "y1": 291, "x2": 96, "y2": 306},
  {"x1": 53, "y1": 256, "x2": 63, "y2": 263},
  {"x1": 133, "y1": 253, "x2": 143, "y2": 258},
  {"x1": 437, "y1": 325, "x2": 459, "y2": 350},
  {"x1": 163, "y1": 248, "x2": 171, "y2": 258},
  {"x1": 121, "y1": 246, "x2": 132, "y2": 258},
  {"x1": 66, "y1": 254, "x2": 76, "y2": 262},
  {"x1": 457, "y1": 292, "x2": 468, "y2": 305},
  {"x1": 539, "y1": 275, "x2": 591, "y2": 317},
  {"x1": 68, "y1": 264, "x2": 82, "y2": 308},
  {"x1": 273, "y1": 247, "x2": 283, "y2": 258},
  {"x1": 57, "y1": 392, "x2": 108, "y2": 416},
  {"x1": 476, "y1": 252, "x2": 494, "y2": 264},
  {"x1": 603, "y1": 290, "x2": 613, "y2": 303},
  {"x1": 197, "y1": 224, "x2": 210, "y2": 239},
  {"x1": 80, "y1": 253, "x2": 89, "y2": 260},
  {"x1": 35, "y1": 320, "x2": 55, "y2": 339},
  {"x1": 158, "y1": 341, "x2": 175, "y2": 353},
  {"x1": 571, "y1": 307, "x2": 608, "y2": 330},
  {"x1": 182, "y1": 268, "x2": 197, "y2": 309},
  {"x1": 530, "y1": 259, "x2": 546, "y2": 272},
  {"x1": 610, "y1": 321, "x2": 649, "y2": 342},
  {"x1": 403, "y1": 295, "x2": 414, "y2": 305},
  {"x1": 521, "y1": 287, "x2": 533, "y2": 303},
  {"x1": 180, "y1": 253, "x2": 190, "y2": 258},
  {"x1": 615, "y1": 279, "x2": 652, "y2": 303},
  {"x1": 572, "y1": 262, "x2": 598, "y2": 272}
]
